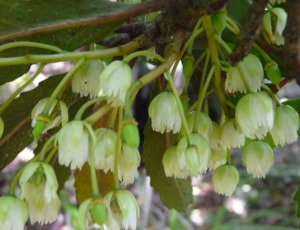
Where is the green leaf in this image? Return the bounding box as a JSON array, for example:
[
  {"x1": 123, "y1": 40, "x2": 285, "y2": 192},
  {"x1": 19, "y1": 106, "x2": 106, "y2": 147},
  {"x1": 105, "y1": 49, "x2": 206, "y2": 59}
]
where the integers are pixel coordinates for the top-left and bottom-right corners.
[
  {"x1": 0, "y1": 0, "x2": 131, "y2": 85},
  {"x1": 226, "y1": 0, "x2": 249, "y2": 26},
  {"x1": 142, "y1": 121, "x2": 193, "y2": 211}
]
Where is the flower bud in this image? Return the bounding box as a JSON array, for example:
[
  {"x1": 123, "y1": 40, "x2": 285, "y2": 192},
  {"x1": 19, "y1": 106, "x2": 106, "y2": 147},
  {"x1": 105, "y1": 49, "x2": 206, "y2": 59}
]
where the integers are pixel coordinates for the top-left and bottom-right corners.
[
  {"x1": 72, "y1": 59, "x2": 105, "y2": 98},
  {"x1": 100, "y1": 60, "x2": 132, "y2": 107},
  {"x1": 265, "y1": 61, "x2": 281, "y2": 86},
  {"x1": 242, "y1": 141, "x2": 274, "y2": 178},
  {"x1": 212, "y1": 11, "x2": 227, "y2": 34},
  {"x1": 148, "y1": 91, "x2": 181, "y2": 134},
  {"x1": 209, "y1": 147, "x2": 227, "y2": 170},
  {"x1": 235, "y1": 92, "x2": 274, "y2": 139},
  {"x1": 122, "y1": 119, "x2": 140, "y2": 148},
  {"x1": 182, "y1": 56, "x2": 194, "y2": 78},
  {"x1": 270, "y1": 105, "x2": 299, "y2": 146},
  {"x1": 213, "y1": 164, "x2": 239, "y2": 196},
  {"x1": 91, "y1": 203, "x2": 106, "y2": 225}
]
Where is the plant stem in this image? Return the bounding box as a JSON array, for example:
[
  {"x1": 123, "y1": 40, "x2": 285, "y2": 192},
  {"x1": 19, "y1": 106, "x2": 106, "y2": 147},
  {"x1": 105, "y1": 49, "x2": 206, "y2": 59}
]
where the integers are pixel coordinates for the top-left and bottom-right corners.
[
  {"x1": 114, "y1": 107, "x2": 123, "y2": 189},
  {"x1": 123, "y1": 50, "x2": 165, "y2": 63},
  {"x1": 0, "y1": 35, "x2": 148, "y2": 66},
  {"x1": 0, "y1": 41, "x2": 64, "y2": 53},
  {"x1": 84, "y1": 104, "x2": 112, "y2": 124},
  {"x1": 74, "y1": 97, "x2": 105, "y2": 120},
  {"x1": 0, "y1": 64, "x2": 44, "y2": 114},
  {"x1": 261, "y1": 84, "x2": 281, "y2": 106},
  {"x1": 165, "y1": 71, "x2": 192, "y2": 145},
  {"x1": 88, "y1": 149, "x2": 101, "y2": 197}
]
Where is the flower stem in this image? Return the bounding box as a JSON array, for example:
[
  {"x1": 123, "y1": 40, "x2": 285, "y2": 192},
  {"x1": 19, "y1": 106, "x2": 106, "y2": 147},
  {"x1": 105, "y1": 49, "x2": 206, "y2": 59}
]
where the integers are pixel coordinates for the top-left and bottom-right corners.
[
  {"x1": 74, "y1": 97, "x2": 105, "y2": 120},
  {"x1": 165, "y1": 71, "x2": 192, "y2": 145},
  {"x1": 261, "y1": 84, "x2": 281, "y2": 106},
  {"x1": 0, "y1": 41, "x2": 64, "y2": 53},
  {"x1": 123, "y1": 50, "x2": 165, "y2": 63},
  {"x1": 114, "y1": 107, "x2": 123, "y2": 189},
  {"x1": 0, "y1": 64, "x2": 44, "y2": 114},
  {"x1": 88, "y1": 149, "x2": 101, "y2": 197},
  {"x1": 84, "y1": 104, "x2": 112, "y2": 124}
]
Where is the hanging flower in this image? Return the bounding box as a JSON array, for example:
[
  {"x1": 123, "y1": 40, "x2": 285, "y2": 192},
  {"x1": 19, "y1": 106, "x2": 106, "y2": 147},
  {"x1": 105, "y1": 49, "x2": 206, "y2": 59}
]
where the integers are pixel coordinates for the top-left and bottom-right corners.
[
  {"x1": 93, "y1": 128, "x2": 118, "y2": 172},
  {"x1": 270, "y1": 105, "x2": 300, "y2": 146},
  {"x1": 118, "y1": 143, "x2": 141, "y2": 186},
  {"x1": 209, "y1": 122, "x2": 222, "y2": 150},
  {"x1": 19, "y1": 162, "x2": 60, "y2": 224},
  {"x1": 186, "y1": 111, "x2": 213, "y2": 140},
  {"x1": 213, "y1": 164, "x2": 239, "y2": 196},
  {"x1": 148, "y1": 91, "x2": 182, "y2": 134},
  {"x1": 208, "y1": 147, "x2": 227, "y2": 170},
  {"x1": 103, "y1": 190, "x2": 139, "y2": 230},
  {"x1": 99, "y1": 60, "x2": 132, "y2": 107},
  {"x1": 0, "y1": 195, "x2": 28, "y2": 230},
  {"x1": 242, "y1": 141, "x2": 274, "y2": 178},
  {"x1": 163, "y1": 145, "x2": 190, "y2": 178},
  {"x1": 56, "y1": 120, "x2": 90, "y2": 170},
  {"x1": 72, "y1": 59, "x2": 105, "y2": 98},
  {"x1": 31, "y1": 97, "x2": 68, "y2": 131},
  {"x1": 235, "y1": 92, "x2": 274, "y2": 139},
  {"x1": 263, "y1": 7, "x2": 287, "y2": 45},
  {"x1": 220, "y1": 119, "x2": 245, "y2": 148},
  {"x1": 177, "y1": 133, "x2": 211, "y2": 175},
  {"x1": 225, "y1": 54, "x2": 264, "y2": 93}
]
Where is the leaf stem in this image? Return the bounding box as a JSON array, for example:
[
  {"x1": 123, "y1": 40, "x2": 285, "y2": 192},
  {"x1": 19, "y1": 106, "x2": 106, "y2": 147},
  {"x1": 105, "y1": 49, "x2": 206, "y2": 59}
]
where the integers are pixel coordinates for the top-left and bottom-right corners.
[{"x1": 0, "y1": 41, "x2": 64, "y2": 53}]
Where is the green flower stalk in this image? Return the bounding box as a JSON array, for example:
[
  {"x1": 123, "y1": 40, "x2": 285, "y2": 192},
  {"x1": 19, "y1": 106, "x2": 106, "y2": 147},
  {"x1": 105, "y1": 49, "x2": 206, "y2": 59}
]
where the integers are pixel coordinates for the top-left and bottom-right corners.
[
  {"x1": 213, "y1": 164, "x2": 239, "y2": 196},
  {"x1": 0, "y1": 116, "x2": 4, "y2": 139},
  {"x1": 242, "y1": 141, "x2": 274, "y2": 178},
  {"x1": 0, "y1": 195, "x2": 28, "y2": 230}
]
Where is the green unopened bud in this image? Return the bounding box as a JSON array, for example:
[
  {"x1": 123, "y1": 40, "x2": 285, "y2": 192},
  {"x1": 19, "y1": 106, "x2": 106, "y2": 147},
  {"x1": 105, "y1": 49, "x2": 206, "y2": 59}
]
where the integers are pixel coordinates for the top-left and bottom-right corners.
[
  {"x1": 182, "y1": 56, "x2": 194, "y2": 78},
  {"x1": 265, "y1": 61, "x2": 281, "y2": 86},
  {"x1": 32, "y1": 116, "x2": 49, "y2": 140},
  {"x1": 91, "y1": 202, "x2": 106, "y2": 225},
  {"x1": 122, "y1": 120, "x2": 140, "y2": 148},
  {"x1": 180, "y1": 94, "x2": 189, "y2": 112},
  {"x1": 212, "y1": 11, "x2": 227, "y2": 34},
  {"x1": 0, "y1": 116, "x2": 4, "y2": 139}
]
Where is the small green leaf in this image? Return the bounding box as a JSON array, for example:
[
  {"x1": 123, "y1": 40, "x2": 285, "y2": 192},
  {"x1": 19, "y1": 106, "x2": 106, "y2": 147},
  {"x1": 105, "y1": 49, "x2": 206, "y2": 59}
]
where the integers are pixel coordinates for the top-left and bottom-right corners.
[{"x1": 142, "y1": 120, "x2": 193, "y2": 211}]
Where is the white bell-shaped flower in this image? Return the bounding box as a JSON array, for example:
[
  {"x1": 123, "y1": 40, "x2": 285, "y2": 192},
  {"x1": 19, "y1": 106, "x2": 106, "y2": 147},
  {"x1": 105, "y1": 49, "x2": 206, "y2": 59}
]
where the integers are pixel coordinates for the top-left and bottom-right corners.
[
  {"x1": 99, "y1": 60, "x2": 132, "y2": 107},
  {"x1": 56, "y1": 120, "x2": 90, "y2": 170},
  {"x1": 213, "y1": 164, "x2": 239, "y2": 196},
  {"x1": 242, "y1": 141, "x2": 274, "y2": 178},
  {"x1": 270, "y1": 105, "x2": 299, "y2": 146},
  {"x1": 225, "y1": 54, "x2": 263, "y2": 93},
  {"x1": 220, "y1": 119, "x2": 245, "y2": 148},
  {"x1": 235, "y1": 92, "x2": 274, "y2": 139},
  {"x1": 148, "y1": 91, "x2": 182, "y2": 134},
  {"x1": 19, "y1": 162, "x2": 60, "y2": 224},
  {"x1": 72, "y1": 60, "x2": 105, "y2": 98},
  {"x1": 0, "y1": 195, "x2": 28, "y2": 230},
  {"x1": 208, "y1": 147, "x2": 227, "y2": 170},
  {"x1": 93, "y1": 128, "x2": 118, "y2": 172}
]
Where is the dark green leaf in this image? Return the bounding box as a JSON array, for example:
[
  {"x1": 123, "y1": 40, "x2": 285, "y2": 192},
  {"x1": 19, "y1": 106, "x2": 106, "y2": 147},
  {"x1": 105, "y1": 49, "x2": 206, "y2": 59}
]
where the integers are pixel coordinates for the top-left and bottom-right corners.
[
  {"x1": 142, "y1": 121, "x2": 193, "y2": 211},
  {"x1": 226, "y1": 0, "x2": 250, "y2": 27},
  {"x1": 0, "y1": 0, "x2": 131, "y2": 85}
]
